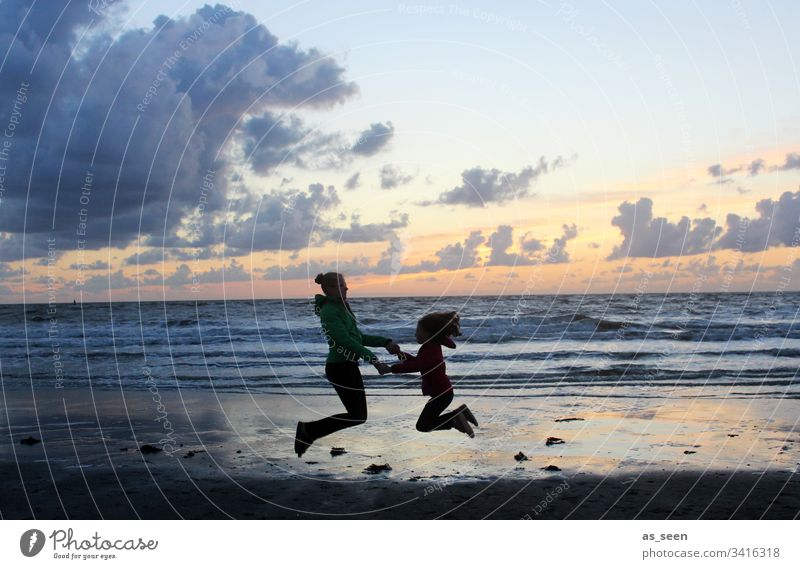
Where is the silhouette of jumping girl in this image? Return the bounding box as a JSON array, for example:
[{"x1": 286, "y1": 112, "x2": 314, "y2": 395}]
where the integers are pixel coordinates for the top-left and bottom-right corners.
[
  {"x1": 384, "y1": 311, "x2": 478, "y2": 436},
  {"x1": 294, "y1": 272, "x2": 398, "y2": 457}
]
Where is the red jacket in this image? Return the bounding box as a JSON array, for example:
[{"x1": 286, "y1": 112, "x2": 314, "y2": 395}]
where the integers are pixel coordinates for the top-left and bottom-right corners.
[{"x1": 391, "y1": 336, "x2": 456, "y2": 397}]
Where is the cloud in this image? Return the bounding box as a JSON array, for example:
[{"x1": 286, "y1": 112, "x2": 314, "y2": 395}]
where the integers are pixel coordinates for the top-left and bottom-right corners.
[
  {"x1": 607, "y1": 197, "x2": 720, "y2": 259},
  {"x1": 242, "y1": 119, "x2": 395, "y2": 174},
  {"x1": 351, "y1": 121, "x2": 394, "y2": 156},
  {"x1": 260, "y1": 221, "x2": 578, "y2": 280},
  {"x1": 749, "y1": 158, "x2": 766, "y2": 176},
  {"x1": 706, "y1": 152, "x2": 800, "y2": 182},
  {"x1": 609, "y1": 191, "x2": 800, "y2": 258},
  {"x1": 128, "y1": 249, "x2": 168, "y2": 266},
  {"x1": 0, "y1": 2, "x2": 358, "y2": 262},
  {"x1": 485, "y1": 224, "x2": 576, "y2": 265},
  {"x1": 778, "y1": 153, "x2": 800, "y2": 171},
  {"x1": 432, "y1": 156, "x2": 566, "y2": 206},
  {"x1": 486, "y1": 226, "x2": 523, "y2": 266},
  {"x1": 265, "y1": 229, "x2": 487, "y2": 279},
  {"x1": 520, "y1": 233, "x2": 545, "y2": 253},
  {"x1": 222, "y1": 183, "x2": 412, "y2": 255},
  {"x1": 714, "y1": 190, "x2": 800, "y2": 252},
  {"x1": 0, "y1": 263, "x2": 25, "y2": 278},
  {"x1": 379, "y1": 164, "x2": 414, "y2": 189},
  {"x1": 80, "y1": 269, "x2": 138, "y2": 293},
  {"x1": 544, "y1": 223, "x2": 578, "y2": 263},
  {"x1": 146, "y1": 257, "x2": 252, "y2": 286},
  {"x1": 707, "y1": 163, "x2": 740, "y2": 184},
  {"x1": 261, "y1": 255, "x2": 372, "y2": 280},
  {"x1": 123, "y1": 247, "x2": 215, "y2": 265},
  {"x1": 329, "y1": 212, "x2": 409, "y2": 243},
  {"x1": 224, "y1": 183, "x2": 340, "y2": 253},
  {"x1": 344, "y1": 171, "x2": 360, "y2": 190},
  {"x1": 68, "y1": 260, "x2": 110, "y2": 270},
  {"x1": 240, "y1": 113, "x2": 344, "y2": 174}
]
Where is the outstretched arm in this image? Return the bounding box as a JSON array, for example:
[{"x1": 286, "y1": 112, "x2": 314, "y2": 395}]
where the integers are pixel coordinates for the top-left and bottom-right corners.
[
  {"x1": 390, "y1": 348, "x2": 439, "y2": 374},
  {"x1": 322, "y1": 307, "x2": 379, "y2": 364},
  {"x1": 361, "y1": 333, "x2": 392, "y2": 348}
]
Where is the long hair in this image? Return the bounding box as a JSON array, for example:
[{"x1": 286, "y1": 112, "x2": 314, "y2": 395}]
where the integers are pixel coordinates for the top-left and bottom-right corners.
[{"x1": 418, "y1": 311, "x2": 462, "y2": 342}]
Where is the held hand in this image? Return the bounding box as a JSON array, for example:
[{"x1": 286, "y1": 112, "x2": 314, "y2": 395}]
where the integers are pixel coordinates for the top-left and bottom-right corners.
[
  {"x1": 374, "y1": 361, "x2": 392, "y2": 375},
  {"x1": 385, "y1": 341, "x2": 401, "y2": 355}
]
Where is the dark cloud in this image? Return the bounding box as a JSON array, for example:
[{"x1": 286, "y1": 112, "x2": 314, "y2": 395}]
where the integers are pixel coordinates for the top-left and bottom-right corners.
[
  {"x1": 240, "y1": 113, "x2": 344, "y2": 174},
  {"x1": 261, "y1": 255, "x2": 372, "y2": 280},
  {"x1": 714, "y1": 190, "x2": 800, "y2": 252},
  {"x1": 486, "y1": 225, "x2": 521, "y2": 266},
  {"x1": 486, "y1": 225, "x2": 574, "y2": 266},
  {"x1": 544, "y1": 224, "x2": 578, "y2": 263},
  {"x1": 607, "y1": 197, "x2": 720, "y2": 259},
  {"x1": 260, "y1": 220, "x2": 579, "y2": 280},
  {"x1": 144, "y1": 258, "x2": 251, "y2": 287},
  {"x1": 749, "y1": 158, "x2": 765, "y2": 176},
  {"x1": 351, "y1": 121, "x2": 394, "y2": 156},
  {"x1": 224, "y1": 183, "x2": 340, "y2": 254},
  {"x1": 707, "y1": 153, "x2": 800, "y2": 181},
  {"x1": 778, "y1": 153, "x2": 800, "y2": 171},
  {"x1": 707, "y1": 163, "x2": 740, "y2": 184},
  {"x1": 379, "y1": 164, "x2": 413, "y2": 189},
  {"x1": 222, "y1": 183, "x2": 410, "y2": 255},
  {"x1": 520, "y1": 233, "x2": 545, "y2": 253},
  {"x1": 172, "y1": 247, "x2": 215, "y2": 261},
  {"x1": 432, "y1": 156, "x2": 566, "y2": 207},
  {"x1": 68, "y1": 260, "x2": 109, "y2": 270},
  {"x1": 330, "y1": 212, "x2": 409, "y2": 243},
  {"x1": 0, "y1": 262, "x2": 25, "y2": 278},
  {"x1": 0, "y1": 2, "x2": 358, "y2": 262},
  {"x1": 123, "y1": 247, "x2": 214, "y2": 265},
  {"x1": 344, "y1": 171, "x2": 360, "y2": 189},
  {"x1": 80, "y1": 269, "x2": 137, "y2": 293},
  {"x1": 242, "y1": 119, "x2": 395, "y2": 174},
  {"x1": 418, "y1": 230, "x2": 485, "y2": 271},
  {"x1": 609, "y1": 191, "x2": 800, "y2": 258},
  {"x1": 124, "y1": 249, "x2": 167, "y2": 266},
  {"x1": 157, "y1": 264, "x2": 193, "y2": 287},
  {"x1": 265, "y1": 229, "x2": 488, "y2": 279}
]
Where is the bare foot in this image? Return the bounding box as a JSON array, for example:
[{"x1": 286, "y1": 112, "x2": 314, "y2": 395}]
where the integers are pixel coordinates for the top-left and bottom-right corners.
[
  {"x1": 294, "y1": 421, "x2": 312, "y2": 457},
  {"x1": 458, "y1": 404, "x2": 479, "y2": 427}
]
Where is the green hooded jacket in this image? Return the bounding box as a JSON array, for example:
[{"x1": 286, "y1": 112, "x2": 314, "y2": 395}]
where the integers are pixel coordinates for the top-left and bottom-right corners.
[{"x1": 314, "y1": 294, "x2": 392, "y2": 364}]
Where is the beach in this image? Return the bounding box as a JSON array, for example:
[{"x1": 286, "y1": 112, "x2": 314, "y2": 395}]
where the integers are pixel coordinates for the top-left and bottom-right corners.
[{"x1": 2, "y1": 386, "x2": 798, "y2": 519}]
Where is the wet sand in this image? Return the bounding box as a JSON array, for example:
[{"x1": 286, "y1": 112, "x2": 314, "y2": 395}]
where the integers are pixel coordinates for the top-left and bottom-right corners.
[
  {"x1": 2, "y1": 460, "x2": 798, "y2": 519},
  {"x1": 1, "y1": 386, "x2": 798, "y2": 519}
]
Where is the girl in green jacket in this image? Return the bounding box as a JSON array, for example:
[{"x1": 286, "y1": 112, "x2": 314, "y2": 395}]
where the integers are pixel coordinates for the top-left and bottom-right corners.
[{"x1": 294, "y1": 271, "x2": 399, "y2": 457}]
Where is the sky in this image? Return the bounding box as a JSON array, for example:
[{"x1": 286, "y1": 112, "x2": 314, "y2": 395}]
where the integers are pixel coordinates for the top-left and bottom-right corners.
[{"x1": 0, "y1": 0, "x2": 798, "y2": 302}]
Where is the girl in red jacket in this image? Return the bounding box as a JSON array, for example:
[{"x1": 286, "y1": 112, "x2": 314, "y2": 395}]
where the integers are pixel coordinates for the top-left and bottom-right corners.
[{"x1": 385, "y1": 311, "x2": 478, "y2": 437}]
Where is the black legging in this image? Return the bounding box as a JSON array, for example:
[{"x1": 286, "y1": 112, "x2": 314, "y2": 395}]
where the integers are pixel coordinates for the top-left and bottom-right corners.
[
  {"x1": 303, "y1": 361, "x2": 367, "y2": 441},
  {"x1": 416, "y1": 389, "x2": 461, "y2": 432}
]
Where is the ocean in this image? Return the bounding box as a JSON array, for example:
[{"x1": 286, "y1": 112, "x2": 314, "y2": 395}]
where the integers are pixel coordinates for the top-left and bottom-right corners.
[{"x1": 2, "y1": 292, "x2": 799, "y2": 399}]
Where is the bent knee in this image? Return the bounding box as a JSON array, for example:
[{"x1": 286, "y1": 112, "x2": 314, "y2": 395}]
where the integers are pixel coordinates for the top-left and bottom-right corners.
[
  {"x1": 416, "y1": 422, "x2": 432, "y2": 432},
  {"x1": 350, "y1": 411, "x2": 367, "y2": 425}
]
